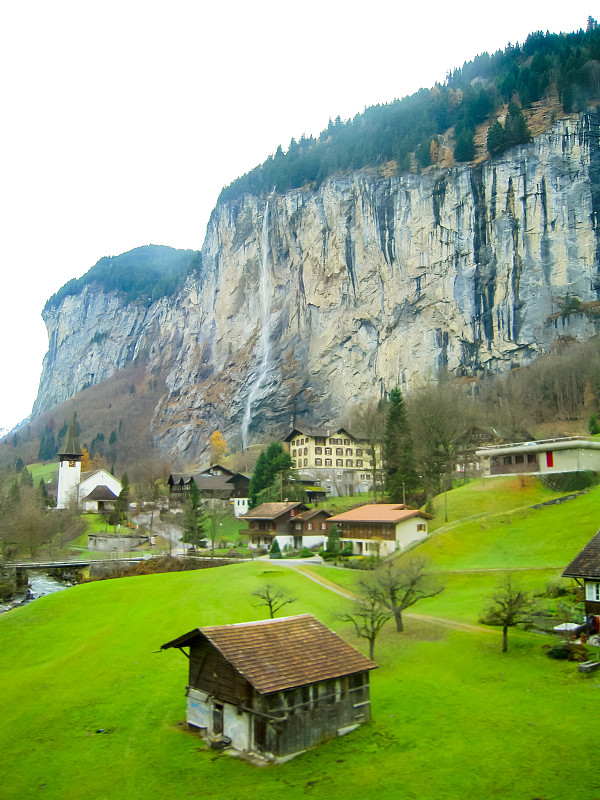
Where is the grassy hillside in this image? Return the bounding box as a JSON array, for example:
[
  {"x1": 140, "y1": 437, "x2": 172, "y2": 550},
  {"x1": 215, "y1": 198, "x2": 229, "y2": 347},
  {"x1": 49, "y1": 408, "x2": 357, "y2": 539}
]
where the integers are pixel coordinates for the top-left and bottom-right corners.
[{"x1": 3, "y1": 478, "x2": 600, "y2": 799}]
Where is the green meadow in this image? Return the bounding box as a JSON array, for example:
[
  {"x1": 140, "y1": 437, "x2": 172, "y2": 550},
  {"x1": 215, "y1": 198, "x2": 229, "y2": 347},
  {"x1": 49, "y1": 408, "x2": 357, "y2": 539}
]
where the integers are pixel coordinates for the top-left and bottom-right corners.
[{"x1": 3, "y1": 478, "x2": 600, "y2": 799}]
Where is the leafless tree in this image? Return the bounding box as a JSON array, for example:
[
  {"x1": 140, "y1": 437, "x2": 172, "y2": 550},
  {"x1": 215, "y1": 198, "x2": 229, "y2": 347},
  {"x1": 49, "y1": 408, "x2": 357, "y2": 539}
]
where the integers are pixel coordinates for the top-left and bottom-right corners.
[
  {"x1": 480, "y1": 574, "x2": 538, "y2": 652},
  {"x1": 347, "y1": 399, "x2": 388, "y2": 502},
  {"x1": 371, "y1": 557, "x2": 444, "y2": 632},
  {"x1": 339, "y1": 582, "x2": 392, "y2": 660},
  {"x1": 252, "y1": 583, "x2": 297, "y2": 618}
]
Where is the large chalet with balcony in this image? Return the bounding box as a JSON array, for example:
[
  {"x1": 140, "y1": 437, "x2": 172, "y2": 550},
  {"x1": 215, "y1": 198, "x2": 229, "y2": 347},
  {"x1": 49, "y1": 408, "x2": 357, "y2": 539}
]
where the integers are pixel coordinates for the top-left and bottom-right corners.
[
  {"x1": 284, "y1": 427, "x2": 380, "y2": 497},
  {"x1": 327, "y1": 503, "x2": 431, "y2": 556},
  {"x1": 241, "y1": 502, "x2": 331, "y2": 551}
]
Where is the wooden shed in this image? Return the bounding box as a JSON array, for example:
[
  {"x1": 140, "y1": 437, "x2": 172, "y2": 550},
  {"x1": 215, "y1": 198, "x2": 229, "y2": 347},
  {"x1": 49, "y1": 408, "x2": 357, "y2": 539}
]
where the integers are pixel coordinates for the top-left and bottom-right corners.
[{"x1": 161, "y1": 614, "x2": 376, "y2": 762}]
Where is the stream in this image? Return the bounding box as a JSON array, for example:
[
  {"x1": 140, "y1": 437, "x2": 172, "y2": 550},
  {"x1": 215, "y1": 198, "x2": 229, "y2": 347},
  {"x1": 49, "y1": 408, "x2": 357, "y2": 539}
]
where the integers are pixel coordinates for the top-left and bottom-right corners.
[{"x1": 0, "y1": 571, "x2": 73, "y2": 613}]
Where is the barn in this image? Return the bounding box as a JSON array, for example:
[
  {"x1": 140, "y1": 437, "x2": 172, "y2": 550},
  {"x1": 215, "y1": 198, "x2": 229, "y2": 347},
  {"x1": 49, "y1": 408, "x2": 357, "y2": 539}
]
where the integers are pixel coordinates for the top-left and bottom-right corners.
[{"x1": 161, "y1": 613, "x2": 376, "y2": 762}]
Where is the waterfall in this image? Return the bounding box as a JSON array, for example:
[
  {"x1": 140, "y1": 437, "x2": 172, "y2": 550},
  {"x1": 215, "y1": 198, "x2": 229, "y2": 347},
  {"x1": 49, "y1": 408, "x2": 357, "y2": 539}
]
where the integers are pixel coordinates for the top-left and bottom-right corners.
[{"x1": 241, "y1": 202, "x2": 272, "y2": 448}]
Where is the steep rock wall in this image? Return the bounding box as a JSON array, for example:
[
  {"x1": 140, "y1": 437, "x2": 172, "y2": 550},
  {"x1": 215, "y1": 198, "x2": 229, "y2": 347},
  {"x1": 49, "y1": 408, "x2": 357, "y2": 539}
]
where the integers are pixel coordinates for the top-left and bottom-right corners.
[{"x1": 35, "y1": 111, "x2": 600, "y2": 462}]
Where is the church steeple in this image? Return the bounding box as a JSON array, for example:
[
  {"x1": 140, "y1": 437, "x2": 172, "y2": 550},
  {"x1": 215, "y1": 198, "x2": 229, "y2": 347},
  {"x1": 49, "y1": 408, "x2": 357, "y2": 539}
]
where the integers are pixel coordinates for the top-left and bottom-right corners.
[
  {"x1": 58, "y1": 414, "x2": 82, "y2": 460},
  {"x1": 57, "y1": 414, "x2": 82, "y2": 509}
]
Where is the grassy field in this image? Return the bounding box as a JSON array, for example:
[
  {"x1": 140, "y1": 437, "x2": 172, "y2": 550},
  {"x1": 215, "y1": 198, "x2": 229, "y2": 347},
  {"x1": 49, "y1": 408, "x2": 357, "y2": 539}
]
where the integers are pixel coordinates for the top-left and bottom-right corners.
[{"x1": 3, "y1": 477, "x2": 600, "y2": 799}]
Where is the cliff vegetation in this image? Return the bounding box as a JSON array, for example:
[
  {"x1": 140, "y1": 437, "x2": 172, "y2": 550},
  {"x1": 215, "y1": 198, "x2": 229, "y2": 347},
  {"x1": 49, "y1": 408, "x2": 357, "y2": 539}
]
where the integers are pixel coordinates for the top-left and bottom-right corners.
[
  {"x1": 219, "y1": 20, "x2": 600, "y2": 202},
  {"x1": 44, "y1": 244, "x2": 201, "y2": 311}
]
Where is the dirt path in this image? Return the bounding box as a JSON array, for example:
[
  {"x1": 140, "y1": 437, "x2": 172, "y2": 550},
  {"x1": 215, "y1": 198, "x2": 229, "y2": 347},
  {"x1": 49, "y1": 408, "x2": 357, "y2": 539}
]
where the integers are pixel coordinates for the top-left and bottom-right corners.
[{"x1": 290, "y1": 564, "x2": 497, "y2": 636}]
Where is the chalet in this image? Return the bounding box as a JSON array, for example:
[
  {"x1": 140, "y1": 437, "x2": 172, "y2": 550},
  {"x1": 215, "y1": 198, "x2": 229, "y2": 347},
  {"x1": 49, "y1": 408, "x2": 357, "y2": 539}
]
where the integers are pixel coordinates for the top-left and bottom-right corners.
[
  {"x1": 476, "y1": 437, "x2": 600, "y2": 479},
  {"x1": 563, "y1": 530, "x2": 600, "y2": 620},
  {"x1": 291, "y1": 509, "x2": 332, "y2": 549},
  {"x1": 284, "y1": 426, "x2": 381, "y2": 497},
  {"x1": 168, "y1": 466, "x2": 250, "y2": 516},
  {"x1": 241, "y1": 502, "x2": 309, "y2": 550},
  {"x1": 327, "y1": 504, "x2": 431, "y2": 556},
  {"x1": 161, "y1": 614, "x2": 376, "y2": 762}
]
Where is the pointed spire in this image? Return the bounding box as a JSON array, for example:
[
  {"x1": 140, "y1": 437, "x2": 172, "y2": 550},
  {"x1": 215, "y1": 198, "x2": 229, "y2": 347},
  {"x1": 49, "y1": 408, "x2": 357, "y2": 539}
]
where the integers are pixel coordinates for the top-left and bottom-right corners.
[{"x1": 58, "y1": 414, "x2": 82, "y2": 458}]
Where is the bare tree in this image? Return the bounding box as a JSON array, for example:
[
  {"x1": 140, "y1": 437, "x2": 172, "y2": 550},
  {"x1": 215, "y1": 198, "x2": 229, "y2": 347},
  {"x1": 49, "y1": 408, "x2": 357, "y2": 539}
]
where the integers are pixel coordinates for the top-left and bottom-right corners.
[
  {"x1": 480, "y1": 574, "x2": 538, "y2": 652},
  {"x1": 372, "y1": 557, "x2": 444, "y2": 632},
  {"x1": 252, "y1": 583, "x2": 297, "y2": 618},
  {"x1": 347, "y1": 399, "x2": 388, "y2": 502},
  {"x1": 339, "y1": 582, "x2": 392, "y2": 660}
]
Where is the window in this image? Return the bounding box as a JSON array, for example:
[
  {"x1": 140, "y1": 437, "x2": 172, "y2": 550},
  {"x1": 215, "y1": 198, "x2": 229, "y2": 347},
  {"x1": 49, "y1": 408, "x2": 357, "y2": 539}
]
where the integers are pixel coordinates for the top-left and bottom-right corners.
[
  {"x1": 527, "y1": 453, "x2": 537, "y2": 464},
  {"x1": 315, "y1": 458, "x2": 322, "y2": 466},
  {"x1": 346, "y1": 448, "x2": 353, "y2": 456},
  {"x1": 503, "y1": 456, "x2": 512, "y2": 465},
  {"x1": 336, "y1": 448, "x2": 343, "y2": 456},
  {"x1": 304, "y1": 458, "x2": 308, "y2": 466},
  {"x1": 295, "y1": 523, "x2": 302, "y2": 530},
  {"x1": 325, "y1": 447, "x2": 332, "y2": 455},
  {"x1": 514, "y1": 454, "x2": 524, "y2": 464},
  {"x1": 346, "y1": 459, "x2": 353, "y2": 467},
  {"x1": 308, "y1": 522, "x2": 313, "y2": 530},
  {"x1": 292, "y1": 460, "x2": 296, "y2": 467},
  {"x1": 344, "y1": 439, "x2": 350, "y2": 445},
  {"x1": 321, "y1": 522, "x2": 327, "y2": 530},
  {"x1": 586, "y1": 582, "x2": 600, "y2": 601},
  {"x1": 356, "y1": 460, "x2": 363, "y2": 467},
  {"x1": 315, "y1": 447, "x2": 322, "y2": 454},
  {"x1": 336, "y1": 459, "x2": 343, "y2": 466},
  {"x1": 417, "y1": 523, "x2": 427, "y2": 532},
  {"x1": 325, "y1": 459, "x2": 332, "y2": 466},
  {"x1": 292, "y1": 449, "x2": 296, "y2": 457},
  {"x1": 356, "y1": 448, "x2": 363, "y2": 456}
]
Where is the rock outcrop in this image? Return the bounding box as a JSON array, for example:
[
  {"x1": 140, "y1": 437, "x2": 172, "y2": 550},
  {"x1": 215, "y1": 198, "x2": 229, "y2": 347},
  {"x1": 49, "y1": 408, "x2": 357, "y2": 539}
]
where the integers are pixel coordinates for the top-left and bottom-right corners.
[{"x1": 35, "y1": 110, "x2": 600, "y2": 462}]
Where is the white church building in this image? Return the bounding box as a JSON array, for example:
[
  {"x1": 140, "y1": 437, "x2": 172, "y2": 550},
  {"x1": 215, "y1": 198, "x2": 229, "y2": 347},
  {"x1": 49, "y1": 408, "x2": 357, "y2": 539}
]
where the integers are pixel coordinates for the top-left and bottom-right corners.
[{"x1": 57, "y1": 417, "x2": 122, "y2": 511}]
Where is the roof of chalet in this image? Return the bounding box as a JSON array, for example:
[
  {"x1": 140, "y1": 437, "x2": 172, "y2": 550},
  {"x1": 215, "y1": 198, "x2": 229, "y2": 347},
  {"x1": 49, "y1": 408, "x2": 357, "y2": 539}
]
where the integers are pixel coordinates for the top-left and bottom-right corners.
[
  {"x1": 563, "y1": 531, "x2": 600, "y2": 580},
  {"x1": 328, "y1": 504, "x2": 432, "y2": 524},
  {"x1": 198, "y1": 464, "x2": 235, "y2": 477},
  {"x1": 82, "y1": 485, "x2": 119, "y2": 502},
  {"x1": 476, "y1": 436, "x2": 600, "y2": 457},
  {"x1": 295, "y1": 509, "x2": 332, "y2": 522},
  {"x1": 58, "y1": 415, "x2": 82, "y2": 457},
  {"x1": 161, "y1": 614, "x2": 376, "y2": 694},
  {"x1": 284, "y1": 426, "x2": 362, "y2": 443},
  {"x1": 195, "y1": 475, "x2": 233, "y2": 494},
  {"x1": 168, "y1": 473, "x2": 195, "y2": 486},
  {"x1": 241, "y1": 502, "x2": 307, "y2": 520}
]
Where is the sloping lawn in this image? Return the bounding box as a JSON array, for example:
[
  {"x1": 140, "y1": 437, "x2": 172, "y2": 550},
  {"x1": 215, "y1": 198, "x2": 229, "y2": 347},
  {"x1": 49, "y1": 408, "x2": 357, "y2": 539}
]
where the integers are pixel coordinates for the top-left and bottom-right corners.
[{"x1": 2, "y1": 560, "x2": 600, "y2": 800}]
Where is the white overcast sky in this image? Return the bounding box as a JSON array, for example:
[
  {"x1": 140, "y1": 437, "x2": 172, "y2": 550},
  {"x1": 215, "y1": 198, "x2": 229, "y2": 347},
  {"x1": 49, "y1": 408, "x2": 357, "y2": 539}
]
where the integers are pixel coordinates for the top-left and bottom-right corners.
[{"x1": 0, "y1": 1, "x2": 594, "y2": 432}]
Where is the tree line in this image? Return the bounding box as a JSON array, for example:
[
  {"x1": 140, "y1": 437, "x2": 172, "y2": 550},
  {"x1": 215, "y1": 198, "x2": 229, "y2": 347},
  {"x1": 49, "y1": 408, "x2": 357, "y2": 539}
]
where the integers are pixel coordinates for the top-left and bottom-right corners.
[{"x1": 219, "y1": 20, "x2": 600, "y2": 204}]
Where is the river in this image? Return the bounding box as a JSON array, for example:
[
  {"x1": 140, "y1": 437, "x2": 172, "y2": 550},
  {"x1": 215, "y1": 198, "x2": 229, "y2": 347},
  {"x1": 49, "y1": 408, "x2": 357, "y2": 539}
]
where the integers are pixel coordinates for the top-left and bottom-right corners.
[{"x1": 0, "y1": 571, "x2": 73, "y2": 613}]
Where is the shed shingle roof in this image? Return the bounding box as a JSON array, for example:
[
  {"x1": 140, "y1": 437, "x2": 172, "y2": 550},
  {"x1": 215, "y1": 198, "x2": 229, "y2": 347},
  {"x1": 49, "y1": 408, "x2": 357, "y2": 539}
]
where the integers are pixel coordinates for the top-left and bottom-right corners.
[
  {"x1": 563, "y1": 530, "x2": 600, "y2": 579},
  {"x1": 161, "y1": 613, "x2": 376, "y2": 694}
]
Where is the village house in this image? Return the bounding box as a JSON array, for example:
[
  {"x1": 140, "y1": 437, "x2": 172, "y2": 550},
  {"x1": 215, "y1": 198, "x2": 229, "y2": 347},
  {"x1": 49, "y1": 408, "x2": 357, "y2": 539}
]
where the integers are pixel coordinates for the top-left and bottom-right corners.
[
  {"x1": 476, "y1": 437, "x2": 600, "y2": 479},
  {"x1": 563, "y1": 530, "x2": 600, "y2": 627},
  {"x1": 78, "y1": 469, "x2": 122, "y2": 512},
  {"x1": 327, "y1": 503, "x2": 431, "y2": 556},
  {"x1": 241, "y1": 502, "x2": 314, "y2": 550},
  {"x1": 161, "y1": 614, "x2": 376, "y2": 762},
  {"x1": 168, "y1": 465, "x2": 250, "y2": 517},
  {"x1": 284, "y1": 427, "x2": 380, "y2": 497}
]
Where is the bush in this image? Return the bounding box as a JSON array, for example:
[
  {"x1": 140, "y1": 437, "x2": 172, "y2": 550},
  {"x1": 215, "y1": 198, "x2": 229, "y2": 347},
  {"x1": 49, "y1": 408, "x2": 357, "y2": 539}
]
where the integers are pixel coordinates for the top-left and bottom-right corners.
[
  {"x1": 589, "y1": 414, "x2": 600, "y2": 435},
  {"x1": 269, "y1": 539, "x2": 282, "y2": 559},
  {"x1": 540, "y1": 471, "x2": 599, "y2": 492},
  {"x1": 345, "y1": 556, "x2": 380, "y2": 570},
  {"x1": 545, "y1": 642, "x2": 589, "y2": 662},
  {"x1": 300, "y1": 547, "x2": 312, "y2": 558},
  {"x1": 544, "y1": 577, "x2": 571, "y2": 598}
]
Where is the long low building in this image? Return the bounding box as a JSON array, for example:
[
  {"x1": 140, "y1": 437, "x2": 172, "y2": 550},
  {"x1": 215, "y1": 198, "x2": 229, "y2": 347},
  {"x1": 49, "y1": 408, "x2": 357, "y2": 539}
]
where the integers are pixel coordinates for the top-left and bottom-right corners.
[
  {"x1": 476, "y1": 437, "x2": 600, "y2": 478},
  {"x1": 327, "y1": 504, "x2": 431, "y2": 556}
]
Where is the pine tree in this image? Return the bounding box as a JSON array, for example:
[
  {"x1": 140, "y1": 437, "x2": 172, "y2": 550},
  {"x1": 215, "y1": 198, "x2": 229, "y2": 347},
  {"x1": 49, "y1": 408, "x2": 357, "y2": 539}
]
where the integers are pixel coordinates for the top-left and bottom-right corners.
[
  {"x1": 181, "y1": 482, "x2": 207, "y2": 549},
  {"x1": 384, "y1": 387, "x2": 418, "y2": 503},
  {"x1": 269, "y1": 538, "x2": 282, "y2": 559},
  {"x1": 248, "y1": 443, "x2": 293, "y2": 508}
]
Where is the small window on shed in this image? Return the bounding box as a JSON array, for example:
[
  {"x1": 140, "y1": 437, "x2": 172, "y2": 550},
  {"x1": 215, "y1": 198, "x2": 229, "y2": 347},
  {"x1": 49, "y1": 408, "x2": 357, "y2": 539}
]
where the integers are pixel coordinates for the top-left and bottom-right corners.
[{"x1": 514, "y1": 454, "x2": 524, "y2": 464}]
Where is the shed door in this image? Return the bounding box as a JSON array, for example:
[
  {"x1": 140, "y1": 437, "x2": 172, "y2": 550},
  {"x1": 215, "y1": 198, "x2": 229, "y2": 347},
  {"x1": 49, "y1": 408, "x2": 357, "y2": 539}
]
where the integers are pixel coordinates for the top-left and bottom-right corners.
[
  {"x1": 546, "y1": 451, "x2": 554, "y2": 468},
  {"x1": 254, "y1": 717, "x2": 266, "y2": 750},
  {"x1": 213, "y1": 703, "x2": 223, "y2": 735}
]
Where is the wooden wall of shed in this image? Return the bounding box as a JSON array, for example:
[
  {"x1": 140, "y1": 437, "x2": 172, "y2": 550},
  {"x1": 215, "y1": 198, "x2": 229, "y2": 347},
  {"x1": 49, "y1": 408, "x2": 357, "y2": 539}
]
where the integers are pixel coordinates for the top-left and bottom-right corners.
[
  {"x1": 189, "y1": 641, "x2": 251, "y2": 707},
  {"x1": 255, "y1": 672, "x2": 371, "y2": 757}
]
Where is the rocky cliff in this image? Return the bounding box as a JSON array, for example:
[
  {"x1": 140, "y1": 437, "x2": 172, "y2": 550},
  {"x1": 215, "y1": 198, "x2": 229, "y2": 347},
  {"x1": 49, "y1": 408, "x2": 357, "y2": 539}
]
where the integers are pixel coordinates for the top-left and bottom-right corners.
[{"x1": 35, "y1": 110, "x2": 600, "y2": 462}]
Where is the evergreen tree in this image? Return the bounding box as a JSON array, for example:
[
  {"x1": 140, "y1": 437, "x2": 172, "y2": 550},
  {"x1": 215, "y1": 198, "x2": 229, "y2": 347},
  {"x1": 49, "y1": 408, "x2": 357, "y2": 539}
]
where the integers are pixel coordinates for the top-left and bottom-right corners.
[
  {"x1": 269, "y1": 538, "x2": 282, "y2": 559},
  {"x1": 20, "y1": 467, "x2": 33, "y2": 488},
  {"x1": 113, "y1": 473, "x2": 130, "y2": 523},
  {"x1": 181, "y1": 482, "x2": 207, "y2": 549},
  {"x1": 248, "y1": 443, "x2": 293, "y2": 508},
  {"x1": 326, "y1": 524, "x2": 341, "y2": 553},
  {"x1": 384, "y1": 387, "x2": 418, "y2": 502}
]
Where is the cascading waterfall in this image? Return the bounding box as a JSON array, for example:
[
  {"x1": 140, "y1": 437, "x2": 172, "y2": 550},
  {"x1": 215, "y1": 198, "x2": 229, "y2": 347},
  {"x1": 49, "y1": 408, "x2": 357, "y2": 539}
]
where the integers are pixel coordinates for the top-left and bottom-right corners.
[{"x1": 241, "y1": 201, "x2": 272, "y2": 448}]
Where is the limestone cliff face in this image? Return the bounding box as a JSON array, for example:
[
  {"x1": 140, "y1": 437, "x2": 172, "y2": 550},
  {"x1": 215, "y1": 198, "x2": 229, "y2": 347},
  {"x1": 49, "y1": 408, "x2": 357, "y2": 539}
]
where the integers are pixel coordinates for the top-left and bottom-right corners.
[{"x1": 35, "y1": 111, "x2": 600, "y2": 462}]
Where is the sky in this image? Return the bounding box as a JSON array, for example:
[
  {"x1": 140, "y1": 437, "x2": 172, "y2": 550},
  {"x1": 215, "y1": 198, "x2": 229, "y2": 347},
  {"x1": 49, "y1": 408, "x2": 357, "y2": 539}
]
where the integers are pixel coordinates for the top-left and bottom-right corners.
[{"x1": 0, "y1": 1, "x2": 594, "y2": 432}]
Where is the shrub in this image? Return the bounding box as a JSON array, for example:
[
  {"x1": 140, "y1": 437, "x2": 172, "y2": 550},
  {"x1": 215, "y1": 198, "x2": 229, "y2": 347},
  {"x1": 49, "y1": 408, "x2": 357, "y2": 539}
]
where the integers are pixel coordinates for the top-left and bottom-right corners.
[
  {"x1": 589, "y1": 414, "x2": 600, "y2": 435},
  {"x1": 545, "y1": 642, "x2": 589, "y2": 662},
  {"x1": 544, "y1": 577, "x2": 571, "y2": 598},
  {"x1": 300, "y1": 547, "x2": 312, "y2": 559},
  {"x1": 269, "y1": 539, "x2": 282, "y2": 559},
  {"x1": 540, "y1": 471, "x2": 599, "y2": 492}
]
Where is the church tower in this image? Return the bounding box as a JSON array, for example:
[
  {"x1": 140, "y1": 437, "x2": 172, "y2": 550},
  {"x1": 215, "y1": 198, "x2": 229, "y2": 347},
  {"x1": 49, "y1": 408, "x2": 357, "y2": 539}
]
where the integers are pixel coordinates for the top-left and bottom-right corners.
[{"x1": 57, "y1": 415, "x2": 82, "y2": 509}]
